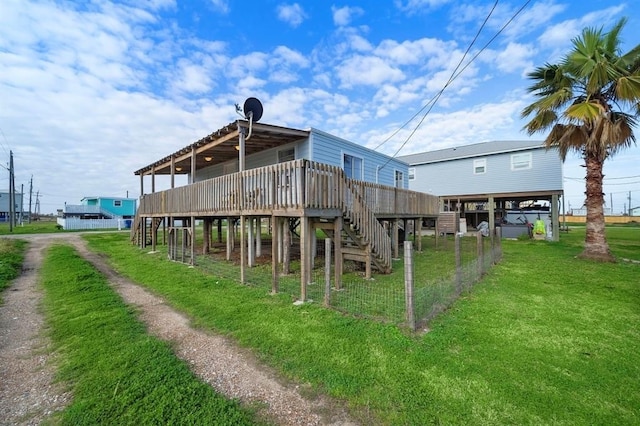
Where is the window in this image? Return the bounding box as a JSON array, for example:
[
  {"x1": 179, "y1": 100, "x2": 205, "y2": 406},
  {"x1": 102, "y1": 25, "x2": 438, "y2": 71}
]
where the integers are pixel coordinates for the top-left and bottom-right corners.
[
  {"x1": 473, "y1": 159, "x2": 486, "y2": 174},
  {"x1": 223, "y1": 161, "x2": 238, "y2": 175},
  {"x1": 408, "y1": 167, "x2": 415, "y2": 180},
  {"x1": 278, "y1": 148, "x2": 295, "y2": 163},
  {"x1": 395, "y1": 170, "x2": 404, "y2": 188},
  {"x1": 511, "y1": 152, "x2": 532, "y2": 170},
  {"x1": 343, "y1": 153, "x2": 363, "y2": 180},
  {"x1": 113, "y1": 200, "x2": 122, "y2": 207}
]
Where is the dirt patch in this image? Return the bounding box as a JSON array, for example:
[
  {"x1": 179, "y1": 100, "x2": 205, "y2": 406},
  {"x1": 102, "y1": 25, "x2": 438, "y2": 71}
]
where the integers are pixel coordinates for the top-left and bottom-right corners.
[{"x1": 0, "y1": 234, "x2": 357, "y2": 425}]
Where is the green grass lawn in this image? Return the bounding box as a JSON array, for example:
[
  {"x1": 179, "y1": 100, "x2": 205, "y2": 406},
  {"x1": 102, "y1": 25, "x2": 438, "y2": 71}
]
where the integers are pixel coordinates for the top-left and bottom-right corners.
[
  {"x1": 83, "y1": 227, "x2": 640, "y2": 425},
  {"x1": 39, "y1": 244, "x2": 264, "y2": 425},
  {"x1": 0, "y1": 238, "x2": 27, "y2": 303}
]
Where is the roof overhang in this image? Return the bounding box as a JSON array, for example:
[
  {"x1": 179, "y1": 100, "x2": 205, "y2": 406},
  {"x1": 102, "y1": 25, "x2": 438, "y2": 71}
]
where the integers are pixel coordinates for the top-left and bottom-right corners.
[{"x1": 134, "y1": 120, "x2": 309, "y2": 176}]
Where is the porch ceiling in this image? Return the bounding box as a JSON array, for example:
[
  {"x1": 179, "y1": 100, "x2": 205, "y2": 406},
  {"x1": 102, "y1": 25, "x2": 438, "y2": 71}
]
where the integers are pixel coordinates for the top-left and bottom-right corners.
[{"x1": 134, "y1": 120, "x2": 309, "y2": 176}]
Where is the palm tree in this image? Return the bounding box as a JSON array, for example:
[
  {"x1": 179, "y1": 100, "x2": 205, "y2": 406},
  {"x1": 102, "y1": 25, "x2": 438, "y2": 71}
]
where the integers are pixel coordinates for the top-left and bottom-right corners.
[{"x1": 522, "y1": 18, "x2": 640, "y2": 261}]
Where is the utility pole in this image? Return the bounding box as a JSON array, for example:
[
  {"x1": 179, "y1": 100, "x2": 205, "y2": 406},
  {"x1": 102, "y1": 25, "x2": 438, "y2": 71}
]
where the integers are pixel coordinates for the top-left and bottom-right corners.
[
  {"x1": 9, "y1": 150, "x2": 14, "y2": 232},
  {"x1": 28, "y1": 175, "x2": 33, "y2": 223},
  {"x1": 35, "y1": 191, "x2": 40, "y2": 219},
  {"x1": 20, "y1": 183, "x2": 24, "y2": 225},
  {"x1": 629, "y1": 191, "x2": 632, "y2": 216}
]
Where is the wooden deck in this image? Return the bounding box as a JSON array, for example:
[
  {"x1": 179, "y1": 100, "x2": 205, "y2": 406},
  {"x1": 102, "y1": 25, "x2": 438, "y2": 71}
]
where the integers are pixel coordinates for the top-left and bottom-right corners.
[{"x1": 132, "y1": 159, "x2": 439, "y2": 295}]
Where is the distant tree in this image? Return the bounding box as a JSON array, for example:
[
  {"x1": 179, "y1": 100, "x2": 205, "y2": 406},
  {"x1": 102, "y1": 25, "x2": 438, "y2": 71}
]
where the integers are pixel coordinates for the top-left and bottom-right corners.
[{"x1": 522, "y1": 18, "x2": 640, "y2": 261}]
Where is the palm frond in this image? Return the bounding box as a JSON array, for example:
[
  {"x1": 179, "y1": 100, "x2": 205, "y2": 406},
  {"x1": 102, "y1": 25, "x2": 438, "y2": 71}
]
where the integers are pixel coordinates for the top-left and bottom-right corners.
[
  {"x1": 615, "y1": 75, "x2": 640, "y2": 102},
  {"x1": 564, "y1": 101, "x2": 603, "y2": 122}
]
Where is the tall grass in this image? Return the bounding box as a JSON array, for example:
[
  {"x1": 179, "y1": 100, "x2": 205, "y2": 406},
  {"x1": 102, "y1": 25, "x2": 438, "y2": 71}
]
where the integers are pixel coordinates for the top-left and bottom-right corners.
[
  {"x1": 39, "y1": 244, "x2": 263, "y2": 425},
  {"x1": 85, "y1": 227, "x2": 640, "y2": 425}
]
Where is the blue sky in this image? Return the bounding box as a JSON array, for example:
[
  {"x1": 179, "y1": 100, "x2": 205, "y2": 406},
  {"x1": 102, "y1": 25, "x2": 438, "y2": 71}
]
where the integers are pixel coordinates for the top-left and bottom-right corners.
[{"x1": 1, "y1": 0, "x2": 638, "y2": 214}]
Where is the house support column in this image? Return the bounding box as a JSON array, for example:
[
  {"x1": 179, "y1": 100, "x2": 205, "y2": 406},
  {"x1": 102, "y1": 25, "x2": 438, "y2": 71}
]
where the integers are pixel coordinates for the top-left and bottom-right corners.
[
  {"x1": 392, "y1": 219, "x2": 399, "y2": 259},
  {"x1": 203, "y1": 218, "x2": 211, "y2": 255},
  {"x1": 151, "y1": 218, "x2": 157, "y2": 252},
  {"x1": 226, "y1": 217, "x2": 233, "y2": 261},
  {"x1": 271, "y1": 215, "x2": 280, "y2": 294},
  {"x1": 190, "y1": 216, "x2": 195, "y2": 266},
  {"x1": 217, "y1": 219, "x2": 223, "y2": 243},
  {"x1": 256, "y1": 218, "x2": 262, "y2": 257},
  {"x1": 334, "y1": 216, "x2": 342, "y2": 289},
  {"x1": 416, "y1": 218, "x2": 423, "y2": 252},
  {"x1": 240, "y1": 215, "x2": 246, "y2": 283},
  {"x1": 552, "y1": 194, "x2": 559, "y2": 242},
  {"x1": 488, "y1": 196, "x2": 495, "y2": 235},
  {"x1": 248, "y1": 217, "x2": 255, "y2": 267},
  {"x1": 300, "y1": 216, "x2": 311, "y2": 302}
]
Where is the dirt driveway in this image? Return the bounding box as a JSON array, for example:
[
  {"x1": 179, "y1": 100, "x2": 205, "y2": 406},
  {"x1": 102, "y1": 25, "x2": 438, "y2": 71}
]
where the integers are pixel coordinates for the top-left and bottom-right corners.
[{"x1": 0, "y1": 233, "x2": 355, "y2": 425}]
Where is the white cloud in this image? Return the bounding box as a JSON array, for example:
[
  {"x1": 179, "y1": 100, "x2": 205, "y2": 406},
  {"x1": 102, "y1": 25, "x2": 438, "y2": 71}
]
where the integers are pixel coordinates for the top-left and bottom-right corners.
[
  {"x1": 537, "y1": 4, "x2": 627, "y2": 59},
  {"x1": 227, "y1": 52, "x2": 269, "y2": 78},
  {"x1": 336, "y1": 55, "x2": 405, "y2": 88},
  {"x1": 331, "y1": 5, "x2": 364, "y2": 27},
  {"x1": 494, "y1": 42, "x2": 534, "y2": 74},
  {"x1": 276, "y1": 3, "x2": 307, "y2": 28},
  {"x1": 209, "y1": 0, "x2": 230, "y2": 14},
  {"x1": 395, "y1": 0, "x2": 452, "y2": 14}
]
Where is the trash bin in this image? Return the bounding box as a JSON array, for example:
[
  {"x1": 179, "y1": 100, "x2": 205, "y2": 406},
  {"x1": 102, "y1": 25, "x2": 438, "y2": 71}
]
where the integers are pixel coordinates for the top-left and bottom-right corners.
[{"x1": 124, "y1": 219, "x2": 132, "y2": 229}]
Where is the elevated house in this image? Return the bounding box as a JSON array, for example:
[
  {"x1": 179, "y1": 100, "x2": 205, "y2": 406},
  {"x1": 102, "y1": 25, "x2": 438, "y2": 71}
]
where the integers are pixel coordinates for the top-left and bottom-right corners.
[
  {"x1": 58, "y1": 196, "x2": 137, "y2": 230},
  {"x1": 398, "y1": 140, "x2": 564, "y2": 240},
  {"x1": 131, "y1": 120, "x2": 439, "y2": 293}
]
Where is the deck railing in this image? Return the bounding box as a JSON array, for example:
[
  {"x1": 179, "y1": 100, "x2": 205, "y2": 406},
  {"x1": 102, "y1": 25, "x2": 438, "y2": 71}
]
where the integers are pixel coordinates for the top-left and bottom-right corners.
[
  {"x1": 136, "y1": 160, "x2": 439, "y2": 270},
  {"x1": 138, "y1": 159, "x2": 438, "y2": 217}
]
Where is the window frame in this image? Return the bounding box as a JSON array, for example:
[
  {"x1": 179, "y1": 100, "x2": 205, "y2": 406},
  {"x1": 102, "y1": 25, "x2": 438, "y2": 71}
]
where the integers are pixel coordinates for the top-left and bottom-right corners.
[
  {"x1": 343, "y1": 152, "x2": 364, "y2": 180},
  {"x1": 395, "y1": 170, "x2": 404, "y2": 188},
  {"x1": 277, "y1": 147, "x2": 295, "y2": 163},
  {"x1": 113, "y1": 200, "x2": 122, "y2": 207},
  {"x1": 473, "y1": 158, "x2": 487, "y2": 175},
  {"x1": 511, "y1": 152, "x2": 532, "y2": 171},
  {"x1": 408, "y1": 167, "x2": 415, "y2": 181}
]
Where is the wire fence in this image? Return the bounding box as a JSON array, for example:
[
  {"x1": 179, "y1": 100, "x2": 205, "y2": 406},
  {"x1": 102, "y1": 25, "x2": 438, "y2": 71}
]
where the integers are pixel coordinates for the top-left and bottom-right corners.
[{"x1": 190, "y1": 231, "x2": 502, "y2": 331}]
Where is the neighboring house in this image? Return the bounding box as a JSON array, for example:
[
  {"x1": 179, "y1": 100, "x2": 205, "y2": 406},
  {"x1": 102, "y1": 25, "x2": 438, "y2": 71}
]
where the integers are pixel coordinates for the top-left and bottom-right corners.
[
  {"x1": 132, "y1": 120, "x2": 439, "y2": 291},
  {"x1": 0, "y1": 190, "x2": 23, "y2": 223},
  {"x1": 630, "y1": 206, "x2": 640, "y2": 217},
  {"x1": 58, "y1": 196, "x2": 137, "y2": 230},
  {"x1": 398, "y1": 140, "x2": 564, "y2": 240}
]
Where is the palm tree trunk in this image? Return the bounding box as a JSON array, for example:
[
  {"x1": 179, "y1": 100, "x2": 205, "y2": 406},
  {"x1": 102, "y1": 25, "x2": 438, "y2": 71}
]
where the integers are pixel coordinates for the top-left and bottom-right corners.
[{"x1": 580, "y1": 154, "x2": 615, "y2": 261}]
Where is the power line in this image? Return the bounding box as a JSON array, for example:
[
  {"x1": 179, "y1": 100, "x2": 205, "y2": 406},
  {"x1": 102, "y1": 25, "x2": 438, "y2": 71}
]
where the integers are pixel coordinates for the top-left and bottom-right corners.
[
  {"x1": 375, "y1": 1, "x2": 499, "y2": 152},
  {"x1": 378, "y1": 0, "x2": 533, "y2": 168}
]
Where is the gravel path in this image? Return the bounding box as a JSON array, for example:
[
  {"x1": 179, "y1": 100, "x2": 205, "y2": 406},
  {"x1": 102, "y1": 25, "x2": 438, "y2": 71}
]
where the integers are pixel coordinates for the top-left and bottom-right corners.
[{"x1": 0, "y1": 234, "x2": 356, "y2": 425}]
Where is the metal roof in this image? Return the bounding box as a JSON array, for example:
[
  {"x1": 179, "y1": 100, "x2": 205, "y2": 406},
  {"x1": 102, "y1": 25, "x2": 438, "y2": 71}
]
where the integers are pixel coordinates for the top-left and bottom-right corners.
[{"x1": 397, "y1": 140, "x2": 546, "y2": 166}]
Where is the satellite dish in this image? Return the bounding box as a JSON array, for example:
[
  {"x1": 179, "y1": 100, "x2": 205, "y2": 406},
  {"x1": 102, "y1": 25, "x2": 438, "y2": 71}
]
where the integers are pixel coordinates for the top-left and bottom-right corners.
[{"x1": 243, "y1": 97, "x2": 263, "y2": 122}]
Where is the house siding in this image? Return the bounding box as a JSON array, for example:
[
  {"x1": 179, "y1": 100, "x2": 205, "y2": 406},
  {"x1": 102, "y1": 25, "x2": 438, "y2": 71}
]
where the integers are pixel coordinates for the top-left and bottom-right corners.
[
  {"x1": 194, "y1": 130, "x2": 408, "y2": 188},
  {"x1": 309, "y1": 129, "x2": 408, "y2": 187},
  {"x1": 80, "y1": 197, "x2": 137, "y2": 217},
  {"x1": 408, "y1": 147, "x2": 562, "y2": 196}
]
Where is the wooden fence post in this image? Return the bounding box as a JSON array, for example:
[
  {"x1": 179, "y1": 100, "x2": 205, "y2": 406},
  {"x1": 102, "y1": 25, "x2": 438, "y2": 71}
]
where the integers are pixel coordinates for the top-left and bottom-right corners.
[
  {"x1": 404, "y1": 241, "x2": 416, "y2": 331},
  {"x1": 324, "y1": 238, "x2": 332, "y2": 307},
  {"x1": 495, "y1": 226, "x2": 502, "y2": 262},
  {"x1": 455, "y1": 232, "x2": 462, "y2": 293}
]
